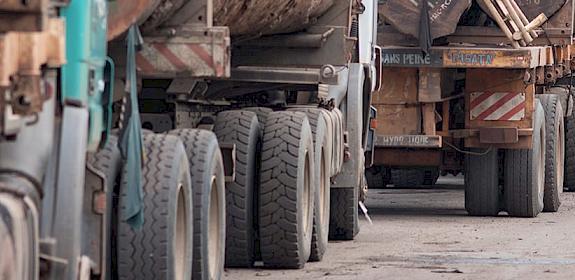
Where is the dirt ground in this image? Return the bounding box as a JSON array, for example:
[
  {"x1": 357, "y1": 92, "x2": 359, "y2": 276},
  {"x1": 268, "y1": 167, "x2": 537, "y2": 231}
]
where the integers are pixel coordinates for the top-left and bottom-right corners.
[{"x1": 223, "y1": 176, "x2": 575, "y2": 280}]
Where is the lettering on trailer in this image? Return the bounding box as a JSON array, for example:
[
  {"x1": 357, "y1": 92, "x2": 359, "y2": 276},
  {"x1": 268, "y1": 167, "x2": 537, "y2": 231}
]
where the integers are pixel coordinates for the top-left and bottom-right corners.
[
  {"x1": 377, "y1": 135, "x2": 442, "y2": 148},
  {"x1": 470, "y1": 92, "x2": 526, "y2": 121},
  {"x1": 381, "y1": 49, "x2": 443, "y2": 67},
  {"x1": 447, "y1": 51, "x2": 496, "y2": 66}
]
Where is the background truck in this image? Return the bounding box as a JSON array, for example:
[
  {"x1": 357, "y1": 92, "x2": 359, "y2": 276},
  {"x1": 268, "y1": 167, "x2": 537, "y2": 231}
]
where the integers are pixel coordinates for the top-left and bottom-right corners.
[
  {"x1": 0, "y1": 0, "x2": 380, "y2": 279},
  {"x1": 367, "y1": 0, "x2": 575, "y2": 218}
]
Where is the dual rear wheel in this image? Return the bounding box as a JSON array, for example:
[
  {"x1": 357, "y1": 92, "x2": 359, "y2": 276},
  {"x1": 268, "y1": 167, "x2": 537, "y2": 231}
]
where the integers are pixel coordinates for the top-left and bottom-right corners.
[{"x1": 465, "y1": 97, "x2": 564, "y2": 217}]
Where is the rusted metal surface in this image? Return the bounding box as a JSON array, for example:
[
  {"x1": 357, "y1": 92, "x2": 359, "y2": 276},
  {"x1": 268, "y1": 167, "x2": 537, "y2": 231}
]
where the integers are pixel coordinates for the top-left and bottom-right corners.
[
  {"x1": 110, "y1": 26, "x2": 230, "y2": 78},
  {"x1": 0, "y1": 18, "x2": 64, "y2": 137},
  {"x1": 107, "y1": 0, "x2": 157, "y2": 40},
  {"x1": 380, "y1": 46, "x2": 554, "y2": 69},
  {"x1": 375, "y1": 135, "x2": 442, "y2": 148},
  {"x1": 109, "y1": 0, "x2": 335, "y2": 40},
  {"x1": 479, "y1": 127, "x2": 519, "y2": 144},
  {"x1": 372, "y1": 149, "x2": 442, "y2": 167}
]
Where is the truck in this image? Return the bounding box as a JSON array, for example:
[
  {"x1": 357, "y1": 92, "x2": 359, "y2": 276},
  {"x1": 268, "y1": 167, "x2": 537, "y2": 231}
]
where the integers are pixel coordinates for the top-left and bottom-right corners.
[
  {"x1": 367, "y1": 0, "x2": 575, "y2": 217},
  {"x1": 0, "y1": 0, "x2": 380, "y2": 279}
]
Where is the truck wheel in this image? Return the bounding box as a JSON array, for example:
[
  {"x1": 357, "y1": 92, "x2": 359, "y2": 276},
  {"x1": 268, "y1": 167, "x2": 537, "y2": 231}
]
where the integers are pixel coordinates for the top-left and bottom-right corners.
[
  {"x1": 366, "y1": 166, "x2": 390, "y2": 189},
  {"x1": 328, "y1": 187, "x2": 359, "y2": 240},
  {"x1": 86, "y1": 135, "x2": 122, "y2": 279},
  {"x1": 465, "y1": 149, "x2": 501, "y2": 216},
  {"x1": 504, "y1": 101, "x2": 546, "y2": 217},
  {"x1": 564, "y1": 107, "x2": 575, "y2": 192},
  {"x1": 329, "y1": 109, "x2": 345, "y2": 175},
  {"x1": 0, "y1": 217, "x2": 15, "y2": 279},
  {"x1": 423, "y1": 168, "x2": 440, "y2": 185},
  {"x1": 391, "y1": 169, "x2": 426, "y2": 187},
  {"x1": 243, "y1": 107, "x2": 273, "y2": 128},
  {"x1": 214, "y1": 111, "x2": 260, "y2": 267},
  {"x1": 169, "y1": 129, "x2": 226, "y2": 280},
  {"x1": 539, "y1": 95, "x2": 565, "y2": 212},
  {"x1": 288, "y1": 108, "x2": 332, "y2": 262},
  {"x1": 117, "y1": 134, "x2": 193, "y2": 280},
  {"x1": 259, "y1": 111, "x2": 315, "y2": 268}
]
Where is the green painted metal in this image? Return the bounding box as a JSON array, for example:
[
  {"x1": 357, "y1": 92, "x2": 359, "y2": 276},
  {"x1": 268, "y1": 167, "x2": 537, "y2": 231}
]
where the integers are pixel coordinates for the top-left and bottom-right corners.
[{"x1": 61, "y1": 0, "x2": 109, "y2": 151}]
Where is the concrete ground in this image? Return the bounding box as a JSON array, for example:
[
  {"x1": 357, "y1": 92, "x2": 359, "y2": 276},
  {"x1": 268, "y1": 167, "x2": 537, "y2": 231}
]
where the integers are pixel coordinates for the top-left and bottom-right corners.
[{"x1": 223, "y1": 176, "x2": 575, "y2": 280}]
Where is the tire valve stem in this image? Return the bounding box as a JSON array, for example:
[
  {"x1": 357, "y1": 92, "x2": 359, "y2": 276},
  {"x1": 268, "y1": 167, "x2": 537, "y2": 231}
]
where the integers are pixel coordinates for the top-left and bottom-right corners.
[{"x1": 358, "y1": 201, "x2": 373, "y2": 225}]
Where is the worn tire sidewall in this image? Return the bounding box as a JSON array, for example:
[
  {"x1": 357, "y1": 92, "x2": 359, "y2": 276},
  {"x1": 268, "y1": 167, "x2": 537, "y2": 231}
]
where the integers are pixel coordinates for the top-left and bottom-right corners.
[
  {"x1": 533, "y1": 101, "x2": 546, "y2": 214},
  {"x1": 298, "y1": 118, "x2": 315, "y2": 261},
  {"x1": 199, "y1": 140, "x2": 226, "y2": 280}
]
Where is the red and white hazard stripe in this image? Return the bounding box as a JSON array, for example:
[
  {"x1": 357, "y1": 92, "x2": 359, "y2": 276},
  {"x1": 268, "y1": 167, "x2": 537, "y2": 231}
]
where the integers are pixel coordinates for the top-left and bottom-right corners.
[
  {"x1": 470, "y1": 92, "x2": 526, "y2": 121},
  {"x1": 136, "y1": 43, "x2": 226, "y2": 77}
]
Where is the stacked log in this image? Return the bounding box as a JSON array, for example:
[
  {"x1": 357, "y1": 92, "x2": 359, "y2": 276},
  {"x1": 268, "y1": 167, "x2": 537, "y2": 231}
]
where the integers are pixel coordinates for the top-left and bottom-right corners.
[{"x1": 108, "y1": 0, "x2": 335, "y2": 40}]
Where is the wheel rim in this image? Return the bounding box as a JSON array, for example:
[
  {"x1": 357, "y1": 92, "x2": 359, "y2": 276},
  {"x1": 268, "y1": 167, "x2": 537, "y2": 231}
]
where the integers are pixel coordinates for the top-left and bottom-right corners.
[
  {"x1": 208, "y1": 176, "x2": 221, "y2": 279},
  {"x1": 303, "y1": 151, "x2": 312, "y2": 235},
  {"x1": 175, "y1": 184, "x2": 187, "y2": 280},
  {"x1": 558, "y1": 121, "x2": 565, "y2": 194}
]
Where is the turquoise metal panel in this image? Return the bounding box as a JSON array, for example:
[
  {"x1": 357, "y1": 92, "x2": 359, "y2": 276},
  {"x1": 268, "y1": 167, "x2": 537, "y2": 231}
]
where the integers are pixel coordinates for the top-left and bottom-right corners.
[{"x1": 61, "y1": 0, "x2": 109, "y2": 150}]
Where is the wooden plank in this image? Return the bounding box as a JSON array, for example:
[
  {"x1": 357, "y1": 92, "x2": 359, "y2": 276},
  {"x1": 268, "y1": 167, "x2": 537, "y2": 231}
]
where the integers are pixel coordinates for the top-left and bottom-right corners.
[
  {"x1": 373, "y1": 68, "x2": 420, "y2": 135},
  {"x1": 380, "y1": 0, "x2": 472, "y2": 40},
  {"x1": 422, "y1": 103, "x2": 437, "y2": 136}
]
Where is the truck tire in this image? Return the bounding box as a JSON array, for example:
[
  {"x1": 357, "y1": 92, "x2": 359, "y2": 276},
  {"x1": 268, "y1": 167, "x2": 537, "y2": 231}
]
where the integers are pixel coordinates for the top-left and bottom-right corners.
[
  {"x1": 86, "y1": 135, "x2": 122, "y2": 279},
  {"x1": 117, "y1": 134, "x2": 193, "y2": 280},
  {"x1": 169, "y1": 129, "x2": 226, "y2": 280},
  {"x1": 365, "y1": 167, "x2": 390, "y2": 189},
  {"x1": 391, "y1": 169, "x2": 426, "y2": 187},
  {"x1": 465, "y1": 149, "x2": 501, "y2": 216},
  {"x1": 0, "y1": 217, "x2": 15, "y2": 279},
  {"x1": 330, "y1": 109, "x2": 345, "y2": 175},
  {"x1": 423, "y1": 168, "x2": 440, "y2": 185},
  {"x1": 243, "y1": 107, "x2": 273, "y2": 129},
  {"x1": 328, "y1": 187, "x2": 359, "y2": 240},
  {"x1": 259, "y1": 111, "x2": 315, "y2": 268},
  {"x1": 214, "y1": 111, "x2": 260, "y2": 267},
  {"x1": 288, "y1": 108, "x2": 332, "y2": 262},
  {"x1": 564, "y1": 106, "x2": 575, "y2": 192},
  {"x1": 539, "y1": 95, "x2": 565, "y2": 212},
  {"x1": 504, "y1": 101, "x2": 546, "y2": 217}
]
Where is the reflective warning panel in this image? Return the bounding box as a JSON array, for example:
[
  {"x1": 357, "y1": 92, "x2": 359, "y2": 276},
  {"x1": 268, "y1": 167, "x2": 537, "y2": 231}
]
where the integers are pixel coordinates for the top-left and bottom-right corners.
[{"x1": 470, "y1": 92, "x2": 526, "y2": 121}]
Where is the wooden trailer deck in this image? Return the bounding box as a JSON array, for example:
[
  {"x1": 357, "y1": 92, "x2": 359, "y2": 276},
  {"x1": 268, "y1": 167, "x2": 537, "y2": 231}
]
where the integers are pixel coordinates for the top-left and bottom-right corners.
[{"x1": 380, "y1": 45, "x2": 560, "y2": 69}]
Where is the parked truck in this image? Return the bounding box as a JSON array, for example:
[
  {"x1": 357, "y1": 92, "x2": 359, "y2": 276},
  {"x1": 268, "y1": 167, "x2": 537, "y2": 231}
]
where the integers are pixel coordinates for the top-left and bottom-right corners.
[
  {"x1": 0, "y1": 0, "x2": 380, "y2": 279},
  {"x1": 367, "y1": 0, "x2": 575, "y2": 217}
]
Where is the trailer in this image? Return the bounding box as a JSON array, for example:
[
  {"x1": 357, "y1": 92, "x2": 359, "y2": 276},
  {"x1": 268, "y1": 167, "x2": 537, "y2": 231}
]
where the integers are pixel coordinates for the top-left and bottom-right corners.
[
  {"x1": 0, "y1": 0, "x2": 381, "y2": 279},
  {"x1": 368, "y1": 0, "x2": 575, "y2": 217}
]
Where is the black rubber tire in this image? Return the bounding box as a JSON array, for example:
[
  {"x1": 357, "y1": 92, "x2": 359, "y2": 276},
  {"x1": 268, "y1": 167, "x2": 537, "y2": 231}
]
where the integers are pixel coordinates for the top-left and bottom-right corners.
[
  {"x1": 259, "y1": 111, "x2": 315, "y2": 268},
  {"x1": 465, "y1": 148, "x2": 501, "y2": 216},
  {"x1": 365, "y1": 167, "x2": 389, "y2": 189},
  {"x1": 422, "y1": 168, "x2": 440, "y2": 185},
  {"x1": 214, "y1": 111, "x2": 260, "y2": 268},
  {"x1": 504, "y1": 101, "x2": 546, "y2": 218},
  {"x1": 0, "y1": 211, "x2": 16, "y2": 279},
  {"x1": 564, "y1": 104, "x2": 575, "y2": 192},
  {"x1": 169, "y1": 129, "x2": 226, "y2": 280},
  {"x1": 117, "y1": 134, "x2": 193, "y2": 280},
  {"x1": 288, "y1": 108, "x2": 331, "y2": 262},
  {"x1": 328, "y1": 187, "x2": 359, "y2": 241},
  {"x1": 86, "y1": 135, "x2": 122, "y2": 279},
  {"x1": 539, "y1": 94, "x2": 565, "y2": 212},
  {"x1": 391, "y1": 169, "x2": 426, "y2": 187},
  {"x1": 243, "y1": 107, "x2": 273, "y2": 129}
]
